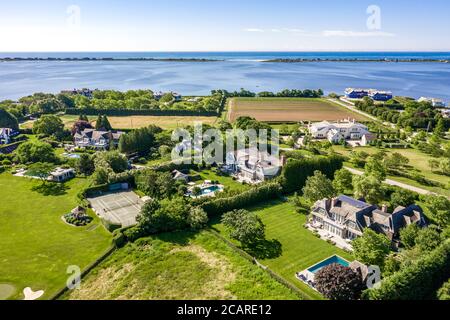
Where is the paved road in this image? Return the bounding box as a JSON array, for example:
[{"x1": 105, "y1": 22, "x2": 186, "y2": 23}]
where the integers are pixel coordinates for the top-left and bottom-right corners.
[{"x1": 344, "y1": 166, "x2": 434, "y2": 196}]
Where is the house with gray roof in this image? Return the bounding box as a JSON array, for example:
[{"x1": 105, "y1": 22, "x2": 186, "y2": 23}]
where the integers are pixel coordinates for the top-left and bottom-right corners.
[
  {"x1": 73, "y1": 128, "x2": 124, "y2": 150},
  {"x1": 0, "y1": 128, "x2": 18, "y2": 145},
  {"x1": 311, "y1": 195, "x2": 426, "y2": 246}
]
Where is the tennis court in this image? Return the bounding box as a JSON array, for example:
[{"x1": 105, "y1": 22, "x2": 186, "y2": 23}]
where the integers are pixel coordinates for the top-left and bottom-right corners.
[{"x1": 88, "y1": 191, "x2": 144, "y2": 227}]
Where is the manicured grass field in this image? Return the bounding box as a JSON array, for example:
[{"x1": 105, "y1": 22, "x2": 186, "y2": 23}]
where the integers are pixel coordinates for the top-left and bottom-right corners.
[
  {"x1": 332, "y1": 145, "x2": 450, "y2": 197},
  {"x1": 228, "y1": 98, "x2": 369, "y2": 123},
  {"x1": 211, "y1": 200, "x2": 353, "y2": 300},
  {"x1": 0, "y1": 173, "x2": 112, "y2": 300},
  {"x1": 193, "y1": 169, "x2": 251, "y2": 193},
  {"x1": 64, "y1": 231, "x2": 300, "y2": 300},
  {"x1": 54, "y1": 115, "x2": 219, "y2": 130}
]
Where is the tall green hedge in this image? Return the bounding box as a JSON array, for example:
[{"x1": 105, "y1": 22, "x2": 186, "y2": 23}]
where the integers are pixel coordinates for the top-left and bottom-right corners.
[
  {"x1": 200, "y1": 183, "x2": 282, "y2": 217},
  {"x1": 365, "y1": 240, "x2": 450, "y2": 300},
  {"x1": 65, "y1": 108, "x2": 218, "y2": 117},
  {"x1": 0, "y1": 109, "x2": 19, "y2": 130},
  {"x1": 280, "y1": 156, "x2": 344, "y2": 194}
]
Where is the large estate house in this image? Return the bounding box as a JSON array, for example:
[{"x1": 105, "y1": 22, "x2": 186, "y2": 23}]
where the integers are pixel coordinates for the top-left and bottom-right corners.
[
  {"x1": 418, "y1": 97, "x2": 447, "y2": 108},
  {"x1": 224, "y1": 148, "x2": 283, "y2": 183},
  {"x1": 309, "y1": 119, "x2": 374, "y2": 145},
  {"x1": 311, "y1": 195, "x2": 427, "y2": 245},
  {"x1": 153, "y1": 91, "x2": 182, "y2": 101},
  {"x1": 74, "y1": 129, "x2": 124, "y2": 150},
  {"x1": 0, "y1": 128, "x2": 17, "y2": 145},
  {"x1": 61, "y1": 88, "x2": 95, "y2": 99},
  {"x1": 345, "y1": 88, "x2": 393, "y2": 101}
]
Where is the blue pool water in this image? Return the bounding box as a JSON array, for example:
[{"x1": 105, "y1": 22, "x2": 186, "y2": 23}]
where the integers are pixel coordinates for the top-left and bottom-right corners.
[
  {"x1": 307, "y1": 255, "x2": 350, "y2": 274},
  {"x1": 201, "y1": 185, "x2": 222, "y2": 195},
  {"x1": 63, "y1": 153, "x2": 81, "y2": 159}
]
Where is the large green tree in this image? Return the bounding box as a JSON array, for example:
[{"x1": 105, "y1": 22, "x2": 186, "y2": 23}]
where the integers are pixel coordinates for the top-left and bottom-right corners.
[
  {"x1": 32, "y1": 115, "x2": 64, "y2": 137},
  {"x1": 424, "y1": 195, "x2": 450, "y2": 228},
  {"x1": 416, "y1": 225, "x2": 442, "y2": 252},
  {"x1": 302, "y1": 170, "x2": 336, "y2": 203},
  {"x1": 15, "y1": 141, "x2": 57, "y2": 164},
  {"x1": 222, "y1": 209, "x2": 266, "y2": 247},
  {"x1": 353, "y1": 175, "x2": 385, "y2": 205},
  {"x1": 353, "y1": 229, "x2": 391, "y2": 268},
  {"x1": 27, "y1": 162, "x2": 54, "y2": 185},
  {"x1": 75, "y1": 153, "x2": 95, "y2": 176},
  {"x1": 333, "y1": 168, "x2": 353, "y2": 194},
  {"x1": 399, "y1": 223, "x2": 420, "y2": 249}
]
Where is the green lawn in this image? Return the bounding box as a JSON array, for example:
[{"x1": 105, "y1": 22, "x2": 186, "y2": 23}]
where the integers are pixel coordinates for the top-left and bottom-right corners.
[
  {"x1": 332, "y1": 145, "x2": 450, "y2": 197},
  {"x1": 64, "y1": 230, "x2": 300, "y2": 300},
  {"x1": 0, "y1": 173, "x2": 112, "y2": 300},
  {"x1": 211, "y1": 200, "x2": 353, "y2": 300},
  {"x1": 194, "y1": 169, "x2": 251, "y2": 193}
]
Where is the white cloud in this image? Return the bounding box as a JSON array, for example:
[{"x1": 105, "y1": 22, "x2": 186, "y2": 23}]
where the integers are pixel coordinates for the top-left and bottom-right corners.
[
  {"x1": 281, "y1": 28, "x2": 305, "y2": 33},
  {"x1": 244, "y1": 28, "x2": 264, "y2": 32},
  {"x1": 322, "y1": 30, "x2": 396, "y2": 37},
  {"x1": 244, "y1": 27, "x2": 306, "y2": 34}
]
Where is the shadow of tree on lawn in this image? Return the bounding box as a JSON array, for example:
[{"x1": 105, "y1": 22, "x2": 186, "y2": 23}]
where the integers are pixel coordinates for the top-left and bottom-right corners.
[
  {"x1": 31, "y1": 182, "x2": 69, "y2": 196},
  {"x1": 245, "y1": 239, "x2": 283, "y2": 260}
]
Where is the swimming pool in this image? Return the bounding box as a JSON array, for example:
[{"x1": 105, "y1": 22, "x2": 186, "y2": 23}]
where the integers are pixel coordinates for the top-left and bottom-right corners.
[
  {"x1": 200, "y1": 185, "x2": 223, "y2": 195},
  {"x1": 307, "y1": 255, "x2": 350, "y2": 274},
  {"x1": 62, "y1": 153, "x2": 81, "y2": 159}
]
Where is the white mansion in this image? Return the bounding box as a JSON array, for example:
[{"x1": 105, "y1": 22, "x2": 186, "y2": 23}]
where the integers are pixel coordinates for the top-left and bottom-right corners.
[
  {"x1": 309, "y1": 119, "x2": 374, "y2": 145},
  {"x1": 224, "y1": 148, "x2": 283, "y2": 183}
]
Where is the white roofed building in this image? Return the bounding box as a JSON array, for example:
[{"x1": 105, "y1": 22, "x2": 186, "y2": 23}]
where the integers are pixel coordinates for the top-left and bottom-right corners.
[
  {"x1": 225, "y1": 148, "x2": 282, "y2": 183},
  {"x1": 418, "y1": 97, "x2": 447, "y2": 108},
  {"x1": 309, "y1": 119, "x2": 370, "y2": 144}
]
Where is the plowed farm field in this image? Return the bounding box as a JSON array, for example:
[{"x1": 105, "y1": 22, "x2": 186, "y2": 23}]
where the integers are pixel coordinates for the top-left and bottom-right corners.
[{"x1": 228, "y1": 98, "x2": 369, "y2": 122}]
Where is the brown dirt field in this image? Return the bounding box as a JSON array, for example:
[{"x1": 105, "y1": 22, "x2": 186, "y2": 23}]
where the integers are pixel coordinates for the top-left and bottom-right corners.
[
  {"x1": 228, "y1": 98, "x2": 369, "y2": 122},
  {"x1": 55, "y1": 115, "x2": 218, "y2": 130}
]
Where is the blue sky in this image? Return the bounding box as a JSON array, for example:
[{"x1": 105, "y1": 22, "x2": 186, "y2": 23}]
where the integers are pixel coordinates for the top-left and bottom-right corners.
[{"x1": 0, "y1": 0, "x2": 449, "y2": 51}]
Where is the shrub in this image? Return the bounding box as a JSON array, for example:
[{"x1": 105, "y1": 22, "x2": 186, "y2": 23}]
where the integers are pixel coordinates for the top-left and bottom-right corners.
[
  {"x1": 315, "y1": 264, "x2": 365, "y2": 300},
  {"x1": 437, "y1": 279, "x2": 450, "y2": 300},
  {"x1": 364, "y1": 240, "x2": 450, "y2": 300}
]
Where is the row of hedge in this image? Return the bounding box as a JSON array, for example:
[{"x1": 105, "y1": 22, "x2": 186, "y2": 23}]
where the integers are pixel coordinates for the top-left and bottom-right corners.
[
  {"x1": 65, "y1": 108, "x2": 218, "y2": 117},
  {"x1": 280, "y1": 155, "x2": 344, "y2": 194},
  {"x1": 200, "y1": 182, "x2": 282, "y2": 217},
  {"x1": 364, "y1": 240, "x2": 450, "y2": 300}
]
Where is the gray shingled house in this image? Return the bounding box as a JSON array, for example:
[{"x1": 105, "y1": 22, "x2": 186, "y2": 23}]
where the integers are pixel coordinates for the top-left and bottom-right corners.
[{"x1": 311, "y1": 195, "x2": 426, "y2": 246}]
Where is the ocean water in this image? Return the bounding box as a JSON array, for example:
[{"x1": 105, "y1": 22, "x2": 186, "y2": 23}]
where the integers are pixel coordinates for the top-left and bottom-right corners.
[{"x1": 0, "y1": 52, "x2": 449, "y2": 101}]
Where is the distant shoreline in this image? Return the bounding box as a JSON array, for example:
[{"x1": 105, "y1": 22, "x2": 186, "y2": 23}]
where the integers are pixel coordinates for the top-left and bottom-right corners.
[
  {"x1": 1, "y1": 57, "x2": 449, "y2": 63},
  {"x1": 264, "y1": 58, "x2": 450, "y2": 63},
  {"x1": 0, "y1": 57, "x2": 222, "y2": 62}
]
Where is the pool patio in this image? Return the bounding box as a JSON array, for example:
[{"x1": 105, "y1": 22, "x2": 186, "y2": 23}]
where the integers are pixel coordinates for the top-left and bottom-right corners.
[{"x1": 296, "y1": 255, "x2": 351, "y2": 291}]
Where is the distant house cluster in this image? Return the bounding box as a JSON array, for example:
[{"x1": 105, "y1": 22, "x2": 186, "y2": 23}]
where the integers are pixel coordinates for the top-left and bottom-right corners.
[
  {"x1": 61, "y1": 88, "x2": 95, "y2": 99},
  {"x1": 223, "y1": 148, "x2": 283, "y2": 183},
  {"x1": 345, "y1": 88, "x2": 393, "y2": 101},
  {"x1": 311, "y1": 195, "x2": 426, "y2": 246},
  {"x1": 74, "y1": 129, "x2": 124, "y2": 150},
  {"x1": 0, "y1": 128, "x2": 18, "y2": 145},
  {"x1": 153, "y1": 91, "x2": 182, "y2": 101},
  {"x1": 309, "y1": 119, "x2": 375, "y2": 145},
  {"x1": 418, "y1": 97, "x2": 447, "y2": 108}
]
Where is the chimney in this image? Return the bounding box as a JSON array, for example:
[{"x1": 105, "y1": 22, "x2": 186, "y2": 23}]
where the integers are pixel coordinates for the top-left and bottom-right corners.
[
  {"x1": 331, "y1": 197, "x2": 339, "y2": 208},
  {"x1": 382, "y1": 204, "x2": 388, "y2": 213}
]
